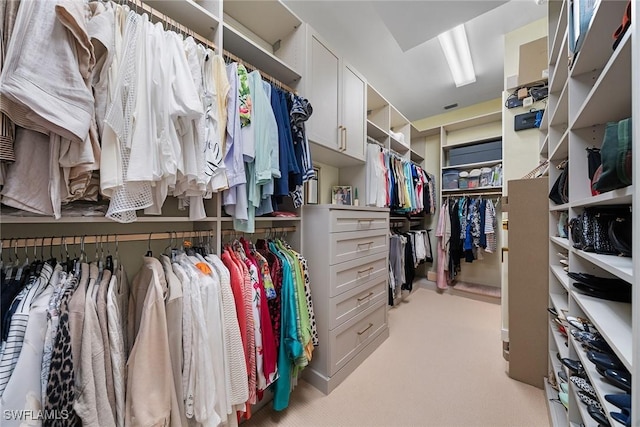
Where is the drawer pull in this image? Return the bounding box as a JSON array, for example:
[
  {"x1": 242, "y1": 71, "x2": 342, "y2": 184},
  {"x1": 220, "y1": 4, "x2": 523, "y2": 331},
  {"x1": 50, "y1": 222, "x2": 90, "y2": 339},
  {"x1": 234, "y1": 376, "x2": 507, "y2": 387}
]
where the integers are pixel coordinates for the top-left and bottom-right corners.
[
  {"x1": 356, "y1": 241, "x2": 374, "y2": 250},
  {"x1": 357, "y1": 266, "x2": 374, "y2": 275},
  {"x1": 357, "y1": 292, "x2": 374, "y2": 302},
  {"x1": 358, "y1": 219, "x2": 374, "y2": 224},
  {"x1": 357, "y1": 322, "x2": 374, "y2": 336}
]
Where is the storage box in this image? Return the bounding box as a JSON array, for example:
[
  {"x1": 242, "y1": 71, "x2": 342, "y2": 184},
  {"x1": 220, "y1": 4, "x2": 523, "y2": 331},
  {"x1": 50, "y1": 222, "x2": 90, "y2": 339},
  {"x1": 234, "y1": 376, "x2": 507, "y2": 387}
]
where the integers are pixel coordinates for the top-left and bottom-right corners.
[
  {"x1": 468, "y1": 176, "x2": 480, "y2": 188},
  {"x1": 480, "y1": 167, "x2": 493, "y2": 187},
  {"x1": 443, "y1": 170, "x2": 459, "y2": 189},
  {"x1": 458, "y1": 176, "x2": 469, "y2": 189},
  {"x1": 448, "y1": 140, "x2": 502, "y2": 166}
]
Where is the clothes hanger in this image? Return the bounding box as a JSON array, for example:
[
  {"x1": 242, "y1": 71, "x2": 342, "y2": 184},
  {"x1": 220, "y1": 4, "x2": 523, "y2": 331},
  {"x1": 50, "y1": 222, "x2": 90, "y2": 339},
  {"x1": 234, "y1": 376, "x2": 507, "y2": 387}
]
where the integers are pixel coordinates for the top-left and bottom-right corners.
[
  {"x1": 146, "y1": 232, "x2": 153, "y2": 257},
  {"x1": 105, "y1": 235, "x2": 114, "y2": 272}
]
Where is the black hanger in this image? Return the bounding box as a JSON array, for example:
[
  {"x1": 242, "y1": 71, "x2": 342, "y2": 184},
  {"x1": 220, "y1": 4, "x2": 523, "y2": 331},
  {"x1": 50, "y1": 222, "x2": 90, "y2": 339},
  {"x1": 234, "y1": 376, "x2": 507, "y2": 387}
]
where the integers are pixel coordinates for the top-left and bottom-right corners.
[{"x1": 146, "y1": 232, "x2": 153, "y2": 257}]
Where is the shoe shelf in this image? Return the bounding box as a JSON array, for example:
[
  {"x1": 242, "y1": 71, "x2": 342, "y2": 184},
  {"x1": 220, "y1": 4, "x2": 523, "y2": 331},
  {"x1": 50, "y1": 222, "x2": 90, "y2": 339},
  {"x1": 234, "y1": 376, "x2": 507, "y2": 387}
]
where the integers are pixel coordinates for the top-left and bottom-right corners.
[
  {"x1": 550, "y1": 321, "x2": 569, "y2": 360},
  {"x1": 570, "y1": 250, "x2": 633, "y2": 284},
  {"x1": 550, "y1": 266, "x2": 570, "y2": 292},
  {"x1": 550, "y1": 349, "x2": 564, "y2": 377},
  {"x1": 550, "y1": 80, "x2": 569, "y2": 129},
  {"x1": 571, "y1": 291, "x2": 632, "y2": 371},
  {"x1": 568, "y1": 379, "x2": 598, "y2": 427},
  {"x1": 550, "y1": 292, "x2": 569, "y2": 315},
  {"x1": 571, "y1": 337, "x2": 626, "y2": 427},
  {"x1": 545, "y1": 380, "x2": 569, "y2": 427},
  {"x1": 550, "y1": 236, "x2": 571, "y2": 251}
]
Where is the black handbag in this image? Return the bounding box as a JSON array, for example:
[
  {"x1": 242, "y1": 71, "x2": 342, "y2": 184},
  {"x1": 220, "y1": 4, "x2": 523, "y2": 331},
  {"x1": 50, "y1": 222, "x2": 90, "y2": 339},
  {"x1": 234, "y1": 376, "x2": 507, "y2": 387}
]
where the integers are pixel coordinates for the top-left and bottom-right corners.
[
  {"x1": 593, "y1": 118, "x2": 632, "y2": 193},
  {"x1": 572, "y1": 207, "x2": 632, "y2": 256},
  {"x1": 586, "y1": 148, "x2": 601, "y2": 196},
  {"x1": 608, "y1": 215, "x2": 632, "y2": 257},
  {"x1": 549, "y1": 160, "x2": 569, "y2": 205}
]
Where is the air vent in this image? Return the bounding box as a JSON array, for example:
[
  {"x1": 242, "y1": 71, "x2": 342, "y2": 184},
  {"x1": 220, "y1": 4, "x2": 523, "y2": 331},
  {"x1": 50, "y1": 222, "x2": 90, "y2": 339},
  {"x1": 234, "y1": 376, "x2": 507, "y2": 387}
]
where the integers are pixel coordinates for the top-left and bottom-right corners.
[{"x1": 444, "y1": 103, "x2": 458, "y2": 110}]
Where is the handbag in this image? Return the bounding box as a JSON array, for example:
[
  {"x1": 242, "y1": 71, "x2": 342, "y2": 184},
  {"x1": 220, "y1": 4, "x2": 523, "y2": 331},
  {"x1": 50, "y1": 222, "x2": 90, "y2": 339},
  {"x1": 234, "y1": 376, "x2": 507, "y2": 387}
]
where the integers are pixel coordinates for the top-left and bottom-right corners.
[
  {"x1": 593, "y1": 118, "x2": 632, "y2": 193},
  {"x1": 586, "y1": 148, "x2": 601, "y2": 196},
  {"x1": 571, "y1": 206, "x2": 632, "y2": 256},
  {"x1": 608, "y1": 214, "x2": 632, "y2": 257},
  {"x1": 549, "y1": 160, "x2": 569, "y2": 205}
]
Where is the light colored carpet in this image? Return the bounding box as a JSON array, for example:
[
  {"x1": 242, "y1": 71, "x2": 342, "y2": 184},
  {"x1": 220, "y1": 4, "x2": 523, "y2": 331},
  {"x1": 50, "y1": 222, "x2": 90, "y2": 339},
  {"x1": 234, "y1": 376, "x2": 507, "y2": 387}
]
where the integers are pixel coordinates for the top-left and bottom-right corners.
[{"x1": 244, "y1": 285, "x2": 551, "y2": 427}]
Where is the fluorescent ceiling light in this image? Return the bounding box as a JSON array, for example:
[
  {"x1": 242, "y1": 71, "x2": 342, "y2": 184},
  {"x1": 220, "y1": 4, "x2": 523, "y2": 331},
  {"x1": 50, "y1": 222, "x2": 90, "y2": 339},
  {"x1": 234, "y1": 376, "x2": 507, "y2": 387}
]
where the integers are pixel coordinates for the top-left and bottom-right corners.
[{"x1": 438, "y1": 24, "x2": 476, "y2": 87}]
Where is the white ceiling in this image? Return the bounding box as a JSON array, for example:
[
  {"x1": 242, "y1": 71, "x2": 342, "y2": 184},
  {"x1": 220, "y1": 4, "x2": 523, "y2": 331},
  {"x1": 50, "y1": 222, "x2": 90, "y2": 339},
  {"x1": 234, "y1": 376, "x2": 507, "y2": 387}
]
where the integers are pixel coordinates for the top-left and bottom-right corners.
[{"x1": 282, "y1": 0, "x2": 547, "y2": 122}]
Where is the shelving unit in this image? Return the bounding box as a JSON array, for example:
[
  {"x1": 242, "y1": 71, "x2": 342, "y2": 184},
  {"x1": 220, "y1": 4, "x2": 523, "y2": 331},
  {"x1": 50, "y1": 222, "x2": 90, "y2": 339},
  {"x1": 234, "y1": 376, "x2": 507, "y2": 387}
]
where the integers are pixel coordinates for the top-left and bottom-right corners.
[{"x1": 543, "y1": 1, "x2": 637, "y2": 426}]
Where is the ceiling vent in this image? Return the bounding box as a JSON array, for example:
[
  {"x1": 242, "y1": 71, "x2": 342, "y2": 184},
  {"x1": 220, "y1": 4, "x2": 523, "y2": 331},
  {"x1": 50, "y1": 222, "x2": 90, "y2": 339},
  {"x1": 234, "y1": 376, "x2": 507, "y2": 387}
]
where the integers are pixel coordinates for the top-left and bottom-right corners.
[{"x1": 444, "y1": 103, "x2": 458, "y2": 110}]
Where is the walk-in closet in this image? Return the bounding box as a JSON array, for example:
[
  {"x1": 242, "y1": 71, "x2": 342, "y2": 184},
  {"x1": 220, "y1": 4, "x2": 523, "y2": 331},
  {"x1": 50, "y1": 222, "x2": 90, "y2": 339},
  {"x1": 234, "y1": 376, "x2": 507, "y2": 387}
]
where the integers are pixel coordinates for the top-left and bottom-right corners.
[{"x1": 1, "y1": 1, "x2": 635, "y2": 426}]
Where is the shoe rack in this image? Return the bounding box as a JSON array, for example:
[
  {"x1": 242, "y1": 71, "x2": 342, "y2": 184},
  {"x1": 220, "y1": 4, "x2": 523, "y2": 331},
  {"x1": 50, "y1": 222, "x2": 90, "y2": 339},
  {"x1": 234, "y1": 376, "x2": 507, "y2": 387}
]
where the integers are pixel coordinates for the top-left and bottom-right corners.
[{"x1": 543, "y1": 1, "x2": 638, "y2": 427}]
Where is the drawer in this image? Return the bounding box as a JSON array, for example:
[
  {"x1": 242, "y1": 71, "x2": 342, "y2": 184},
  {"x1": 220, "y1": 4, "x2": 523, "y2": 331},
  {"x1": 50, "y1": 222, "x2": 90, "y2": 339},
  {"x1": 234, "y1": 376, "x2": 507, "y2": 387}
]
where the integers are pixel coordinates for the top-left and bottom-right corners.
[
  {"x1": 330, "y1": 229, "x2": 388, "y2": 265},
  {"x1": 330, "y1": 210, "x2": 389, "y2": 233},
  {"x1": 329, "y1": 275, "x2": 387, "y2": 329},
  {"x1": 329, "y1": 300, "x2": 387, "y2": 376},
  {"x1": 329, "y1": 252, "x2": 387, "y2": 297}
]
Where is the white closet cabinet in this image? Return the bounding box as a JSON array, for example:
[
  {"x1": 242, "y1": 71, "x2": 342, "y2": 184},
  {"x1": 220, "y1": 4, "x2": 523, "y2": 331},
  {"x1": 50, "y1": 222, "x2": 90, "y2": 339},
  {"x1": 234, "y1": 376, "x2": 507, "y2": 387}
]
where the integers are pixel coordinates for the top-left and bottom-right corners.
[
  {"x1": 280, "y1": 25, "x2": 366, "y2": 165},
  {"x1": 306, "y1": 33, "x2": 341, "y2": 151},
  {"x1": 543, "y1": 1, "x2": 638, "y2": 426},
  {"x1": 341, "y1": 63, "x2": 366, "y2": 160},
  {"x1": 302, "y1": 205, "x2": 390, "y2": 394}
]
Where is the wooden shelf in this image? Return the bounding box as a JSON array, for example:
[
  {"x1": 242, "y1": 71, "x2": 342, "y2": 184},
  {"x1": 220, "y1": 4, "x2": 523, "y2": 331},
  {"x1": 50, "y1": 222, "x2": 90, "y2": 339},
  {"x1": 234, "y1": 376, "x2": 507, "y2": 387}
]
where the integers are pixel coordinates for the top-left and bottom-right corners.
[
  {"x1": 550, "y1": 291, "x2": 568, "y2": 314},
  {"x1": 441, "y1": 111, "x2": 501, "y2": 131},
  {"x1": 571, "y1": 249, "x2": 633, "y2": 284},
  {"x1": 544, "y1": 380, "x2": 568, "y2": 427},
  {"x1": 549, "y1": 33, "x2": 568, "y2": 95},
  {"x1": 550, "y1": 202, "x2": 570, "y2": 212},
  {"x1": 144, "y1": 0, "x2": 220, "y2": 37},
  {"x1": 572, "y1": 291, "x2": 632, "y2": 371},
  {"x1": 571, "y1": 186, "x2": 633, "y2": 208},
  {"x1": 571, "y1": 31, "x2": 632, "y2": 130},
  {"x1": 550, "y1": 265, "x2": 570, "y2": 292},
  {"x1": 572, "y1": 337, "x2": 629, "y2": 427},
  {"x1": 367, "y1": 120, "x2": 388, "y2": 140},
  {"x1": 442, "y1": 159, "x2": 502, "y2": 171},
  {"x1": 0, "y1": 215, "x2": 210, "y2": 224},
  {"x1": 570, "y1": 0, "x2": 630, "y2": 78},
  {"x1": 409, "y1": 148, "x2": 424, "y2": 163},
  {"x1": 549, "y1": 320, "x2": 568, "y2": 359},
  {"x1": 389, "y1": 136, "x2": 409, "y2": 153},
  {"x1": 222, "y1": 23, "x2": 302, "y2": 85},
  {"x1": 441, "y1": 186, "x2": 502, "y2": 195},
  {"x1": 223, "y1": 0, "x2": 301, "y2": 47},
  {"x1": 549, "y1": 128, "x2": 568, "y2": 162},
  {"x1": 549, "y1": 80, "x2": 569, "y2": 127},
  {"x1": 550, "y1": 236, "x2": 570, "y2": 250},
  {"x1": 548, "y1": 0, "x2": 567, "y2": 67}
]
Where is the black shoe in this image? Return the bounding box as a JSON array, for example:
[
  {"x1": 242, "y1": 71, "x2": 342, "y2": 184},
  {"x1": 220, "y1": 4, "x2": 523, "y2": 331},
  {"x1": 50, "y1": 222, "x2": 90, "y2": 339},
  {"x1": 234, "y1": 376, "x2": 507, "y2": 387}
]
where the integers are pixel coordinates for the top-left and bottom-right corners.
[
  {"x1": 604, "y1": 369, "x2": 632, "y2": 393},
  {"x1": 588, "y1": 404, "x2": 611, "y2": 426},
  {"x1": 587, "y1": 351, "x2": 625, "y2": 371}
]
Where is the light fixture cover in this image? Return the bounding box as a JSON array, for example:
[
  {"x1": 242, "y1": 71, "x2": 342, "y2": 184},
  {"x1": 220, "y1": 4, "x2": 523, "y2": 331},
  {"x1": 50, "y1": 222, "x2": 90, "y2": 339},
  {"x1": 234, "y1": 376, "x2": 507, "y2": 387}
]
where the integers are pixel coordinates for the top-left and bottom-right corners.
[{"x1": 438, "y1": 24, "x2": 476, "y2": 87}]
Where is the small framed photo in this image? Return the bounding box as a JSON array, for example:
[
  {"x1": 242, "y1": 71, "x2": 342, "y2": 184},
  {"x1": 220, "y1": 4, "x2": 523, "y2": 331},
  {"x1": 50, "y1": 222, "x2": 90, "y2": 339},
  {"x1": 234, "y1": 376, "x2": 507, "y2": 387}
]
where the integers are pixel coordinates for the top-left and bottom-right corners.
[{"x1": 332, "y1": 185, "x2": 352, "y2": 206}]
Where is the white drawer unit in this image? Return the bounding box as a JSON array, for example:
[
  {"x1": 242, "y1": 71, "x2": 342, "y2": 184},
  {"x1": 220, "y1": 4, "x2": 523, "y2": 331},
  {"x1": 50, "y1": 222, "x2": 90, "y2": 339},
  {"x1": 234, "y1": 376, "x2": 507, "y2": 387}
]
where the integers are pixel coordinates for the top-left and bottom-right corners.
[
  {"x1": 329, "y1": 209, "x2": 389, "y2": 232},
  {"x1": 329, "y1": 228, "x2": 387, "y2": 265},
  {"x1": 303, "y1": 205, "x2": 390, "y2": 394},
  {"x1": 329, "y1": 252, "x2": 387, "y2": 297}
]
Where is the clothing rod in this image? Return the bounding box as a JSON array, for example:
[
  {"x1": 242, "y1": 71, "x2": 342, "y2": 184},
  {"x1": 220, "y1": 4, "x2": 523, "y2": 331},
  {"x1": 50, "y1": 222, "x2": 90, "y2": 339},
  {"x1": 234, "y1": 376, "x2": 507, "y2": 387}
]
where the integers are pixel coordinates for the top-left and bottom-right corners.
[
  {"x1": 1, "y1": 231, "x2": 213, "y2": 250},
  {"x1": 222, "y1": 50, "x2": 297, "y2": 95},
  {"x1": 220, "y1": 226, "x2": 296, "y2": 236},
  {"x1": 125, "y1": 0, "x2": 217, "y2": 51}
]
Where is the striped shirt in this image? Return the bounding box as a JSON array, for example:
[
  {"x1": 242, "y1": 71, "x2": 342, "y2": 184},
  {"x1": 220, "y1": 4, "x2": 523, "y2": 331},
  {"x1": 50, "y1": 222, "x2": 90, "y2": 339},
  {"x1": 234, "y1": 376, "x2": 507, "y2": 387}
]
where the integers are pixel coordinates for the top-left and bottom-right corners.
[{"x1": 0, "y1": 262, "x2": 53, "y2": 397}]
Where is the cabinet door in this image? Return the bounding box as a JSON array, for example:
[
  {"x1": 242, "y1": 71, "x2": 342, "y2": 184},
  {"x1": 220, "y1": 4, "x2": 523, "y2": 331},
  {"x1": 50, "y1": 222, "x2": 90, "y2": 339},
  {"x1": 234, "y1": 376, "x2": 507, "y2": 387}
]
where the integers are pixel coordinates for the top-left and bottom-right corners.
[
  {"x1": 307, "y1": 34, "x2": 340, "y2": 150},
  {"x1": 341, "y1": 63, "x2": 366, "y2": 161}
]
